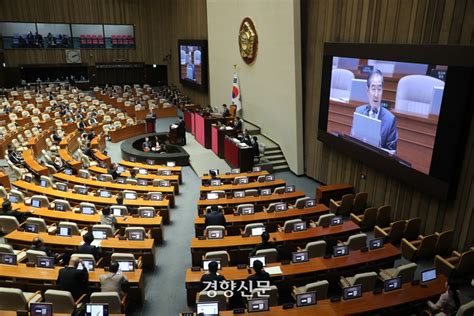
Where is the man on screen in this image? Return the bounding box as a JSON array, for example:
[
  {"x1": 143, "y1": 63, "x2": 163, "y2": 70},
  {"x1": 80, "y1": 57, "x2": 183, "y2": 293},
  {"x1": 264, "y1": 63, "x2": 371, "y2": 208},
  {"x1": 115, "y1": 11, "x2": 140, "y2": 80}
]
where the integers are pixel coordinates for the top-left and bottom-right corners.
[{"x1": 353, "y1": 69, "x2": 398, "y2": 152}]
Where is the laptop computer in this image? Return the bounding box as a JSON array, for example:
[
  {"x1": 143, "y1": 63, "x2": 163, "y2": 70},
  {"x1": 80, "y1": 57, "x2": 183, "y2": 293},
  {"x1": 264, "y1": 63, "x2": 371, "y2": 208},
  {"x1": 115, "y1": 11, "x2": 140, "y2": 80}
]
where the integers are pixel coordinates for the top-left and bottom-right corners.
[
  {"x1": 57, "y1": 227, "x2": 72, "y2": 237},
  {"x1": 248, "y1": 298, "x2": 269, "y2": 312},
  {"x1": 166, "y1": 161, "x2": 176, "y2": 167},
  {"x1": 116, "y1": 177, "x2": 126, "y2": 184},
  {"x1": 56, "y1": 183, "x2": 68, "y2": 192},
  {"x1": 293, "y1": 221, "x2": 307, "y2": 232},
  {"x1": 138, "y1": 179, "x2": 148, "y2": 186},
  {"x1": 30, "y1": 302, "x2": 53, "y2": 316},
  {"x1": 162, "y1": 170, "x2": 172, "y2": 176},
  {"x1": 112, "y1": 207, "x2": 125, "y2": 217},
  {"x1": 0, "y1": 253, "x2": 17, "y2": 265},
  {"x1": 238, "y1": 177, "x2": 249, "y2": 184},
  {"x1": 8, "y1": 195, "x2": 18, "y2": 203},
  {"x1": 117, "y1": 260, "x2": 135, "y2": 272},
  {"x1": 285, "y1": 185, "x2": 295, "y2": 193},
  {"x1": 37, "y1": 256, "x2": 55, "y2": 269},
  {"x1": 39, "y1": 179, "x2": 48, "y2": 188},
  {"x1": 249, "y1": 256, "x2": 266, "y2": 268},
  {"x1": 85, "y1": 303, "x2": 109, "y2": 316},
  {"x1": 231, "y1": 168, "x2": 241, "y2": 174},
  {"x1": 76, "y1": 187, "x2": 88, "y2": 195},
  {"x1": 265, "y1": 174, "x2": 275, "y2": 181},
  {"x1": 23, "y1": 175, "x2": 33, "y2": 183},
  {"x1": 138, "y1": 169, "x2": 148, "y2": 175},
  {"x1": 330, "y1": 216, "x2": 343, "y2": 226},
  {"x1": 260, "y1": 188, "x2": 271, "y2": 196},
  {"x1": 333, "y1": 245, "x2": 349, "y2": 257},
  {"x1": 210, "y1": 179, "x2": 221, "y2": 186},
  {"x1": 275, "y1": 203, "x2": 287, "y2": 212},
  {"x1": 81, "y1": 206, "x2": 95, "y2": 215},
  {"x1": 77, "y1": 259, "x2": 95, "y2": 271},
  {"x1": 241, "y1": 206, "x2": 254, "y2": 215},
  {"x1": 78, "y1": 171, "x2": 89, "y2": 179},
  {"x1": 292, "y1": 251, "x2": 309, "y2": 263},
  {"x1": 64, "y1": 168, "x2": 73, "y2": 175},
  {"x1": 100, "y1": 190, "x2": 111, "y2": 198},
  {"x1": 127, "y1": 231, "x2": 144, "y2": 240},
  {"x1": 196, "y1": 302, "x2": 218, "y2": 316},
  {"x1": 92, "y1": 230, "x2": 107, "y2": 240},
  {"x1": 296, "y1": 291, "x2": 317, "y2": 307},
  {"x1": 150, "y1": 193, "x2": 163, "y2": 201},
  {"x1": 31, "y1": 199, "x2": 42, "y2": 208},
  {"x1": 343, "y1": 284, "x2": 362, "y2": 300},
  {"x1": 234, "y1": 191, "x2": 245, "y2": 198},
  {"x1": 55, "y1": 203, "x2": 67, "y2": 211},
  {"x1": 349, "y1": 79, "x2": 369, "y2": 102},
  {"x1": 160, "y1": 180, "x2": 171, "y2": 187},
  {"x1": 203, "y1": 259, "x2": 221, "y2": 271},
  {"x1": 304, "y1": 199, "x2": 316, "y2": 208},
  {"x1": 251, "y1": 227, "x2": 265, "y2": 237},
  {"x1": 421, "y1": 268, "x2": 437, "y2": 284},
  {"x1": 117, "y1": 166, "x2": 126, "y2": 173},
  {"x1": 252, "y1": 166, "x2": 261, "y2": 172},
  {"x1": 351, "y1": 112, "x2": 382, "y2": 148},
  {"x1": 384, "y1": 277, "x2": 402, "y2": 292},
  {"x1": 140, "y1": 209, "x2": 155, "y2": 218},
  {"x1": 124, "y1": 192, "x2": 137, "y2": 200},
  {"x1": 207, "y1": 193, "x2": 219, "y2": 200}
]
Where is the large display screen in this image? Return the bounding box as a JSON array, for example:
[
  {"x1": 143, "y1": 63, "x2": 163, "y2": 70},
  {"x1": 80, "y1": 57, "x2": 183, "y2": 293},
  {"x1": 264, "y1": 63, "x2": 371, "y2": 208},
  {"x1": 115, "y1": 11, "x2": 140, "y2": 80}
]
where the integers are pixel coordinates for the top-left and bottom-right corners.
[
  {"x1": 318, "y1": 43, "x2": 474, "y2": 199},
  {"x1": 178, "y1": 39, "x2": 207, "y2": 90},
  {"x1": 327, "y1": 58, "x2": 447, "y2": 175}
]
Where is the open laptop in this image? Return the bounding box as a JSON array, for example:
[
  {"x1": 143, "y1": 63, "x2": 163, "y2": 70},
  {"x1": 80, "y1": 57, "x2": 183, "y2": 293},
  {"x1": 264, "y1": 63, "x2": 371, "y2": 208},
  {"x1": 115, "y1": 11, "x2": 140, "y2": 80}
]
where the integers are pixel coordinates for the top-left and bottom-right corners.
[
  {"x1": 248, "y1": 298, "x2": 269, "y2": 312},
  {"x1": 166, "y1": 161, "x2": 176, "y2": 167},
  {"x1": 138, "y1": 169, "x2": 148, "y2": 175},
  {"x1": 112, "y1": 207, "x2": 125, "y2": 217},
  {"x1": 117, "y1": 260, "x2": 135, "y2": 272},
  {"x1": 0, "y1": 253, "x2": 17, "y2": 265},
  {"x1": 124, "y1": 192, "x2": 137, "y2": 200},
  {"x1": 292, "y1": 251, "x2": 309, "y2": 263},
  {"x1": 37, "y1": 256, "x2": 55, "y2": 269},
  {"x1": 330, "y1": 216, "x2": 343, "y2": 226},
  {"x1": 249, "y1": 256, "x2": 266, "y2": 268},
  {"x1": 23, "y1": 175, "x2": 33, "y2": 183},
  {"x1": 384, "y1": 277, "x2": 402, "y2": 292},
  {"x1": 117, "y1": 166, "x2": 126, "y2": 173},
  {"x1": 260, "y1": 188, "x2": 271, "y2": 196},
  {"x1": 57, "y1": 226, "x2": 72, "y2": 237},
  {"x1": 31, "y1": 199, "x2": 42, "y2": 208},
  {"x1": 100, "y1": 190, "x2": 112, "y2": 198},
  {"x1": 85, "y1": 303, "x2": 109, "y2": 316},
  {"x1": 296, "y1": 291, "x2": 317, "y2": 307},
  {"x1": 162, "y1": 170, "x2": 172, "y2": 176},
  {"x1": 64, "y1": 168, "x2": 73, "y2": 175},
  {"x1": 207, "y1": 229, "x2": 223, "y2": 240},
  {"x1": 304, "y1": 199, "x2": 316, "y2": 208},
  {"x1": 421, "y1": 268, "x2": 437, "y2": 284},
  {"x1": 251, "y1": 226, "x2": 265, "y2": 237},
  {"x1": 127, "y1": 230, "x2": 145, "y2": 240},
  {"x1": 77, "y1": 259, "x2": 95, "y2": 271},
  {"x1": 293, "y1": 221, "x2": 307, "y2": 232},
  {"x1": 55, "y1": 203, "x2": 67, "y2": 211},
  {"x1": 150, "y1": 193, "x2": 163, "y2": 201},
  {"x1": 285, "y1": 185, "x2": 295, "y2": 193},
  {"x1": 231, "y1": 168, "x2": 241, "y2": 174},
  {"x1": 138, "y1": 179, "x2": 148, "y2": 186},
  {"x1": 203, "y1": 259, "x2": 221, "y2": 271},
  {"x1": 241, "y1": 206, "x2": 254, "y2": 215},
  {"x1": 351, "y1": 112, "x2": 382, "y2": 148},
  {"x1": 56, "y1": 183, "x2": 68, "y2": 192},
  {"x1": 92, "y1": 230, "x2": 108, "y2": 240},
  {"x1": 369, "y1": 238, "x2": 385, "y2": 250},
  {"x1": 252, "y1": 166, "x2": 261, "y2": 172},
  {"x1": 238, "y1": 177, "x2": 249, "y2": 184},
  {"x1": 210, "y1": 179, "x2": 221, "y2": 186},
  {"x1": 207, "y1": 192, "x2": 219, "y2": 200},
  {"x1": 25, "y1": 223, "x2": 39, "y2": 233},
  {"x1": 39, "y1": 179, "x2": 48, "y2": 188},
  {"x1": 234, "y1": 191, "x2": 245, "y2": 198},
  {"x1": 196, "y1": 302, "x2": 218, "y2": 316},
  {"x1": 160, "y1": 180, "x2": 171, "y2": 187},
  {"x1": 30, "y1": 302, "x2": 53, "y2": 316},
  {"x1": 140, "y1": 209, "x2": 155, "y2": 218},
  {"x1": 81, "y1": 206, "x2": 95, "y2": 215},
  {"x1": 78, "y1": 171, "x2": 89, "y2": 179},
  {"x1": 265, "y1": 174, "x2": 275, "y2": 182},
  {"x1": 275, "y1": 203, "x2": 287, "y2": 212},
  {"x1": 343, "y1": 284, "x2": 362, "y2": 300},
  {"x1": 8, "y1": 195, "x2": 19, "y2": 203},
  {"x1": 349, "y1": 79, "x2": 369, "y2": 102}
]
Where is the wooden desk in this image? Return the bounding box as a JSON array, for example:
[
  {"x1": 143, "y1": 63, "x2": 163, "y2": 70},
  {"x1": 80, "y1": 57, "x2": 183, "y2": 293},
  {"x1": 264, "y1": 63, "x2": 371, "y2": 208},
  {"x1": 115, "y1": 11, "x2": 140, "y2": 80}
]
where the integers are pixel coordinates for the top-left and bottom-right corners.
[
  {"x1": 224, "y1": 137, "x2": 254, "y2": 172},
  {"x1": 22, "y1": 149, "x2": 49, "y2": 176},
  {"x1": 0, "y1": 263, "x2": 144, "y2": 305},
  {"x1": 12, "y1": 180, "x2": 171, "y2": 224},
  {"x1": 110, "y1": 123, "x2": 146, "y2": 143},
  {"x1": 316, "y1": 183, "x2": 354, "y2": 206},
  {"x1": 201, "y1": 171, "x2": 269, "y2": 184},
  {"x1": 118, "y1": 160, "x2": 183, "y2": 184},
  {"x1": 0, "y1": 171, "x2": 11, "y2": 188},
  {"x1": 196, "y1": 191, "x2": 306, "y2": 214},
  {"x1": 5, "y1": 231, "x2": 156, "y2": 269},
  {"x1": 218, "y1": 277, "x2": 446, "y2": 315},
  {"x1": 190, "y1": 221, "x2": 360, "y2": 266},
  {"x1": 92, "y1": 150, "x2": 111, "y2": 167},
  {"x1": 52, "y1": 173, "x2": 176, "y2": 208},
  {"x1": 211, "y1": 125, "x2": 237, "y2": 158},
  {"x1": 185, "y1": 244, "x2": 400, "y2": 306},
  {"x1": 194, "y1": 204, "x2": 329, "y2": 236},
  {"x1": 58, "y1": 149, "x2": 82, "y2": 171},
  {"x1": 328, "y1": 99, "x2": 438, "y2": 174},
  {"x1": 199, "y1": 179, "x2": 286, "y2": 195}
]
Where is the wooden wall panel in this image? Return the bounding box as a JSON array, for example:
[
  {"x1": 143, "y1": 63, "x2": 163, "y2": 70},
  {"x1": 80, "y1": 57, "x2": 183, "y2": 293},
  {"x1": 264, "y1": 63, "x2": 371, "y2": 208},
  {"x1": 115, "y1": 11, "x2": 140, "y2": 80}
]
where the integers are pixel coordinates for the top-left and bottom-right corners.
[{"x1": 302, "y1": 0, "x2": 474, "y2": 250}]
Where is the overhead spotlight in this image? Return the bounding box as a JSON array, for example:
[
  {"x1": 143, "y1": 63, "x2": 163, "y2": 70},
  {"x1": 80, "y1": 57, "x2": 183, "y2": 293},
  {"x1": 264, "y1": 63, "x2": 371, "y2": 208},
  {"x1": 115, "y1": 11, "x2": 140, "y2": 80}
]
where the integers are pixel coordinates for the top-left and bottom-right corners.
[
  {"x1": 2, "y1": 62, "x2": 5, "y2": 68},
  {"x1": 153, "y1": 64, "x2": 157, "y2": 68}
]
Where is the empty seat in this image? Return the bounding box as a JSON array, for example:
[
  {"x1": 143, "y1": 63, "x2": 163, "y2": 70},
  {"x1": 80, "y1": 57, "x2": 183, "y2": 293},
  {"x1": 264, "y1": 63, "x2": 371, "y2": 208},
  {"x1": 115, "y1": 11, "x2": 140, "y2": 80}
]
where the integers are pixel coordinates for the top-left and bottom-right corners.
[
  {"x1": 339, "y1": 272, "x2": 378, "y2": 292},
  {"x1": 435, "y1": 249, "x2": 474, "y2": 277},
  {"x1": 330, "y1": 68, "x2": 355, "y2": 99},
  {"x1": 434, "y1": 230, "x2": 454, "y2": 257},
  {"x1": 374, "y1": 220, "x2": 406, "y2": 244},
  {"x1": 278, "y1": 219, "x2": 304, "y2": 233},
  {"x1": 299, "y1": 240, "x2": 327, "y2": 258},
  {"x1": 352, "y1": 192, "x2": 368, "y2": 213},
  {"x1": 44, "y1": 289, "x2": 86, "y2": 314},
  {"x1": 57, "y1": 222, "x2": 81, "y2": 235},
  {"x1": 26, "y1": 249, "x2": 48, "y2": 263},
  {"x1": 0, "y1": 287, "x2": 42, "y2": 311},
  {"x1": 0, "y1": 243, "x2": 26, "y2": 262},
  {"x1": 292, "y1": 280, "x2": 329, "y2": 300},
  {"x1": 244, "y1": 189, "x2": 258, "y2": 197},
  {"x1": 236, "y1": 204, "x2": 254, "y2": 215},
  {"x1": 250, "y1": 285, "x2": 279, "y2": 307},
  {"x1": 339, "y1": 233, "x2": 367, "y2": 251},
  {"x1": 404, "y1": 217, "x2": 422, "y2": 241},
  {"x1": 311, "y1": 213, "x2": 335, "y2": 227},
  {"x1": 401, "y1": 233, "x2": 437, "y2": 261},
  {"x1": 0, "y1": 216, "x2": 21, "y2": 234},
  {"x1": 90, "y1": 292, "x2": 125, "y2": 314},
  {"x1": 53, "y1": 199, "x2": 72, "y2": 211},
  {"x1": 92, "y1": 224, "x2": 114, "y2": 237},
  {"x1": 293, "y1": 197, "x2": 312, "y2": 209},
  {"x1": 30, "y1": 195, "x2": 50, "y2": 208},
  {"x1": 379, "y1": 262, "x2": 418, "y2": 284},
  {"x1": 204, "y1": 251, "x2": 230, "y2": 267},
  {"x1": 197, "y1": 291, "x2": 228, "y2": 311},
  {"x1": 329, "y1": 194, "x2": 354, "y2": 216},
  {"x1": 204, "y1": 225, "x2": 226, "y2": 238},
  {"x1": 25, "y1": 217, "x2": 55, "y2": 233},
  {"x1": 255, "y1": 248, "x2": 278, "y2": 263},
  {"x1": 350, "y1": 207, "x2": 377, "y2": 231},
  {"x1": 375, "y1": 205, "x2": 391, "y2": 228},
  {"x1": 273, "y1": 186, "x2": 285, "y2": 194},
  {"x1": 243, "y1": 223, "x2": 265, "y2": 235}
]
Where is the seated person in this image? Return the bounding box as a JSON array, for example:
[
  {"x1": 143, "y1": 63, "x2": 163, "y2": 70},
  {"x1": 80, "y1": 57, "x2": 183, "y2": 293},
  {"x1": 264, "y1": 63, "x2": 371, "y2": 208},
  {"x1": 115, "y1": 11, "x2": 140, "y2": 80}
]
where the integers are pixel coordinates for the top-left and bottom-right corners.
[
  {"x1": 142, "y1": 137, "x2": 152, "y2": 152},
  {"x1": 205, "y1": 205, "x2": 226, "y2": 227},
  {"x1": 200, "y1": 261, "x2": 226, "y2": 291},
  {"x1": 252, "y1": 136, "x2": 260, "y2": 159},
  {"x1": 247, "y1": 259, "x2": 270, "y2": 284},
  {"x1": 77, "y1": 232, "x2": 102, "y2": 260},
  {"x1": 249, "y1": 232, "x2": 275, "y2": 256},
  {"x1": 57, "y1": 256, "x2": 89, "y2": 300},
  {"x1": 426, "y1": 278, "x2": 460, "y2": 315},
  {"x1": 0, "y1": 200, "x2": 32, "y2": 222},
  {"x1": 52, "y1": 131, "x2": 62, "y2": 143},
  {"x1": 31, "y1": 237, "x2": 65, "y2": 263},
  {"x1": 100, "y1": 206, "x2": 117, "y2": 231},
  {"x1": 7, "y1": 145, "x2": 23, "y2": 165},
  {"x1": 108, "y1": 163, "x2": 120, "y2": 180},
  {"x1": 83, "y1": 144, "x2": 95, "y2": 158},
  {"x1": 99, "y1": 262, "x2": 129, "y2": 297},
  {"x1": 233, "y1": 117, "x2": 243, "y2": 131},
  {"x1": 222, "y1": 104, "x2": 230, "y2": 117}
]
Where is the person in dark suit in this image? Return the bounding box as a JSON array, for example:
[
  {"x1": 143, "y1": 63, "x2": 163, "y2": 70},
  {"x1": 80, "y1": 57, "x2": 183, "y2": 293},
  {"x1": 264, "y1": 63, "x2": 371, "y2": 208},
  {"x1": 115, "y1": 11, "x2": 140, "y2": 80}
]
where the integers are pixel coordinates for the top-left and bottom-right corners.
[
  {"x1": 82, "y1": 144, "x2": 94, "y2": 159},
  {"x1": 31, "y1": 237, "x2": 58, "y2": 259},
  {"x1": 252, "y1": 136, "x2": 260, "y2": 159},
  {"x1": 205, "y1": 205, "x2": 226, "y2": 227},
  {"x1": 222, "y1": 104, "x2": 230, "y2": 117},
  {"x1": 7, "y1": 145, "x2": 24, "y2": 165},
  {"x1": 57, "y1": 256, "x2": 89, "y2": 300},
  {"x1": 200, "y1": 261, "x2": 226, "y2": 290},
  {"x1": 351, "y1": 69, "x2": 398, "y2": 152},
  {"x1": 0, "y1": 200, "x2": 32, "y2": 222},
  {"x1": 142, "y1": 137, "x2": 152, "y2": 152},
  {"x1": 177, "y1": 117, "x2": 186, "y2": 145},
  {"x1": 108, "y1": 163, "x2": 120, "y2": 180},
  {"x1": 77, "y1": 119, "x2": 86, "y2": 132},
  {"x1": 77, "y1": 232, "x2": 102, "y2": 261},
  {"x1": 233, "y1": 117, "x2": 243, "y2": 131},
  {"x1": 247, "y1": 259, "x2": 270, "y2": 284},
  {"x1": 249, "y1": 231, "x2": 275, "y2": 256}
]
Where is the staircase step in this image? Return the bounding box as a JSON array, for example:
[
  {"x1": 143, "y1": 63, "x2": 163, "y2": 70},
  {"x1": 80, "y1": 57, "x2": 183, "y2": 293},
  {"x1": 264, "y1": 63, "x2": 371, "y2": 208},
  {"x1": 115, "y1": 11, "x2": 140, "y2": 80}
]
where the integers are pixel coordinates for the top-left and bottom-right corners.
[
  {"x1": 271, "y1": 159, "x2": 288, "y2": 167},
  {"x1": 267, "y1": 155, "x2": 285, "y2": 162},
  {"x1": 265, "y1": 151, "x2": 283, "y2": 157},
  {"x1": 273, "y1": 165, "x2": 290, "y2": 172}
]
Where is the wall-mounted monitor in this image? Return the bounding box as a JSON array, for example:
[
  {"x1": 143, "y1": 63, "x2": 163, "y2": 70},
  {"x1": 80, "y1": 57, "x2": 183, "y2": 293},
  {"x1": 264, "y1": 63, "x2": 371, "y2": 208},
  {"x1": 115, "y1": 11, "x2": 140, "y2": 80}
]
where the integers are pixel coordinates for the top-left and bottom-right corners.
[
  {"x1": 318, "y1": 43, "x2": 474, "y2": 199},
  {"x1": 178, "y1": 39, "x2": 208, "y2": 91}
]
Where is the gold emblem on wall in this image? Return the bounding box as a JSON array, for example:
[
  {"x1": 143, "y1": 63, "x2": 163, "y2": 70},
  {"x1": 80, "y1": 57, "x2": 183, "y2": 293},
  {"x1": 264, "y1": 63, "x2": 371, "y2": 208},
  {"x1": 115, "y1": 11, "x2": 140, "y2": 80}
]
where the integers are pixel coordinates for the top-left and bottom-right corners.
[{"x1": 239, "y1": 17, "x2": 258, "y2": 64}]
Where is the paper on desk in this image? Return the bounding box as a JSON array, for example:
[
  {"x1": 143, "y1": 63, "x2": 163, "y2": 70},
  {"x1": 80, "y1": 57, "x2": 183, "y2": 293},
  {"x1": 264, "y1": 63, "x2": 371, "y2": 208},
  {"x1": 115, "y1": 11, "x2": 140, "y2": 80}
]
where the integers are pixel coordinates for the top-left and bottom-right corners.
[{"x1": 264, "y1": 266, "x2": 283, "y2": 275}]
